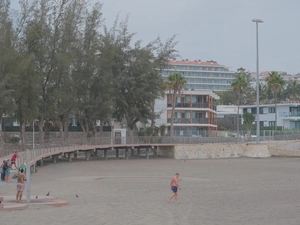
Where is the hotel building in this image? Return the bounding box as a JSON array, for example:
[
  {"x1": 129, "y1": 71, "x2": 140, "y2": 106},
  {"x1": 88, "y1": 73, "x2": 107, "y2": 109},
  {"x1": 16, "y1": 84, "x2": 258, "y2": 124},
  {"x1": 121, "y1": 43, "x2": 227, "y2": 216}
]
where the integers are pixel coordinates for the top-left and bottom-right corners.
[{"x1": 162, "y1": 59, "x2": 236, "y2": 91}]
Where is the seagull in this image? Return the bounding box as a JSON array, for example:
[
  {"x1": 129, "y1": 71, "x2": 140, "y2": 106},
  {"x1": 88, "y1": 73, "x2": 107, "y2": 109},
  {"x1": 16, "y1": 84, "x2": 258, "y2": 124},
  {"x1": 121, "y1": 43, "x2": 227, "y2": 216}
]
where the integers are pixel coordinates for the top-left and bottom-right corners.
[
  {"x1": 46, "y1": 192, "x2": 50, "y2": 196},
  {"x1": 76, "y1": 194, "x2": 78, "y2": 198}
]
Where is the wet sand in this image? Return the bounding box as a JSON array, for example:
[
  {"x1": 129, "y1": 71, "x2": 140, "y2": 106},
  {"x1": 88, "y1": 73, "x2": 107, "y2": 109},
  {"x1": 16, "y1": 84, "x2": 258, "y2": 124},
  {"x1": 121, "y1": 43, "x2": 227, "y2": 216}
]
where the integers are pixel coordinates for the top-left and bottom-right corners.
[{"x1": 1, "y1": 156, "x2": 300, "y2": 225}]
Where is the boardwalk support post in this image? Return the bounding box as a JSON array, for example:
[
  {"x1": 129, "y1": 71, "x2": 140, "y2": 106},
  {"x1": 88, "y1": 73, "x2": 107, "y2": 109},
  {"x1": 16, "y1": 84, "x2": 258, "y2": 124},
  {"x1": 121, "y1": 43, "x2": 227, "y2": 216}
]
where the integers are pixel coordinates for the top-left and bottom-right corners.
[
  {"x1": 116, "y1": 149, "x2": 119, "y2": 158},
  {"x1": 68, "y1": 153, "x2": 72, "y2": 162},
  {"x1": 104, "y1": 149, "x2": 108, "y2": 160},
  {"x1": 131, "y1": 147, "x2": 134, "y2": 156},
  {"x1": 146, "y1": 147, "x2": 149, "y2": 159},
  {"x1": 85, "y1": 151, "x2": 91, "y2": 161},
  {"x1": 52, "y1": 155, "x2": 58, "y2": 163},
  {"x1": 137, "y1": 147, "x2": 140, "y2": 157},
  {"x1": 125, "y1": 147, "x2": 129, "y2": 160},
  {"x1": 74, "y1": 151, "x2": 78, "y2": 159}
]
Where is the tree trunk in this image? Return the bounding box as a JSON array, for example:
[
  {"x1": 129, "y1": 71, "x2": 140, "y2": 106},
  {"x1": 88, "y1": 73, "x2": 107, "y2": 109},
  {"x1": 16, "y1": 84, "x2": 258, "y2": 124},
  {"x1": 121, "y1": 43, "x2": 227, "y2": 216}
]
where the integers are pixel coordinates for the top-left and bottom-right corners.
[
  {"x1": 44, "y1": 121, "x2": 51, "y2": 144},
  {"x1": 151, "y1": 101, "x2": 155, "y2": 127},
  {"x1": 20, "y1": 122, "x2": 26, "y2": 151},
  {"x1": 237, "y1": 93, "x2": 240, "y2": 137},
  {"x1": 38, "y1": 121, "x2": 44, "y2": 147},
  {"x1": 275, "y1": 94, "x2": 278, "y2": 131},
  {"x1": 0, "y1": 117, "x2": 3, "y2": 147},
  {"x1": 64, "y1": 121, "x2": 69, "y2": 140},
  {"x1": 58, "y1": 120, "x2": 64, "y2": 140},
  {"x1": 170, "y1": 92, "x2": 176, "y2": 137}
]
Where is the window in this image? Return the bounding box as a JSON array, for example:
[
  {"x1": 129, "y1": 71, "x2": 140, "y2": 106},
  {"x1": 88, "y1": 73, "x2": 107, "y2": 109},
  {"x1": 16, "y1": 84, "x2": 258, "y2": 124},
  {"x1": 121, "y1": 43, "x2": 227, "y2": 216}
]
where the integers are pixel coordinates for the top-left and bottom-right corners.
[
  {"x1": 259, "y1": 121, "x2": 264, "y2": 127},
  {"x1": 259, "y1": 107, "x2": 264, "y2": 114},
  {"x1": 268, "y1": 107, "x2": 275, "y2": 113},
  {"x1": 251, "y1": 108, "x2": 257, "y2": 114},
  {"x1": 228, "y1": 116, "x2": 235, "y2": 124},
  {"x1": 243, "y1": 108, "x2": 248, "y2": 113},
  {"x1": 269, "y1": 121, "x2": 275, "y2": 127}
]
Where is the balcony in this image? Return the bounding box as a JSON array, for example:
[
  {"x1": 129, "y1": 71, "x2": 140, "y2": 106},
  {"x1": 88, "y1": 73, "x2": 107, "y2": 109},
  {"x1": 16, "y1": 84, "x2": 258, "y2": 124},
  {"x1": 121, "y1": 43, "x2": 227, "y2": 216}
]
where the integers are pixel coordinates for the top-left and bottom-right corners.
[
  {"x1": 280, "y1": 112, "x2": 300, "y2": 118},
  {"x1": 167, "y1": 103, "x2": 217, "y2": 110},
  {"x1": 167, "y1": 118, "x2": 211, "y2": 124}
]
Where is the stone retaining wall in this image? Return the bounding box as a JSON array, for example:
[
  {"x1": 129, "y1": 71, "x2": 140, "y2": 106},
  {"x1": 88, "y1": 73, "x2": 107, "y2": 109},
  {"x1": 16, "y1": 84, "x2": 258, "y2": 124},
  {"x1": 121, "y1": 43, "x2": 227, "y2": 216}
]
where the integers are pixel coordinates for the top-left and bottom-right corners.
[{"x1": 158, "y1": 143, "x2": 271, "y2": 159}]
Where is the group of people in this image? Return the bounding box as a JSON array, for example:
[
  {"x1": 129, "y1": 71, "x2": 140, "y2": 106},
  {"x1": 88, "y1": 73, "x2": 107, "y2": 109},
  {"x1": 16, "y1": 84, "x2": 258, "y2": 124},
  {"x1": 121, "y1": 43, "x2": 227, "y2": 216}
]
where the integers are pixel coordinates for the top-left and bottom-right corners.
[{"x1": 0, "y1": 152, "x2": 18, "y2": 182}]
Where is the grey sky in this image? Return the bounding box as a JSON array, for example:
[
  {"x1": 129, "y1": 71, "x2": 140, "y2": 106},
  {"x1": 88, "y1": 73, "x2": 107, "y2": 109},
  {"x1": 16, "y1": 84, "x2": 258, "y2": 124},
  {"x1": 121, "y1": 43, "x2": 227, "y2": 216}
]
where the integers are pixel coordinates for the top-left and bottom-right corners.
[{"x1": 11, "y1": 0, "x2": 300, "y2": 74}]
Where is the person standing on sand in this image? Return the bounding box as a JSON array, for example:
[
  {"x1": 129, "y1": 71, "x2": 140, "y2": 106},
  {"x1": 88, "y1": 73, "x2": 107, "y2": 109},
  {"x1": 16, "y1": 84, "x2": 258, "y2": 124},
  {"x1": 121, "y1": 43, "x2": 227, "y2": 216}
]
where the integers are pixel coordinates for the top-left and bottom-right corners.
[
  {"x1": 16, "y1": 168, "x2": 26, "y2": 203},
  {"x1": 168, "y1": 173, "x2": 181, "y2": 203},
  {"x1": 5, "y1": 159, "x2": 11, "y2": 182}
]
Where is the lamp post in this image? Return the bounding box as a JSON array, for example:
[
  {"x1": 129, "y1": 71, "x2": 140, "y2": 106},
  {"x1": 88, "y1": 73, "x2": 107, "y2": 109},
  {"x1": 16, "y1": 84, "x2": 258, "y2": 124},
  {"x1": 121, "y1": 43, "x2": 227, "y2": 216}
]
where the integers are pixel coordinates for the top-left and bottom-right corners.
[
  {"x1": 252, "y1": 18, "x2": 263, "y2": 144},
  {"x1": 26, "y1": 119, "x2": 39, "y2": 203}
]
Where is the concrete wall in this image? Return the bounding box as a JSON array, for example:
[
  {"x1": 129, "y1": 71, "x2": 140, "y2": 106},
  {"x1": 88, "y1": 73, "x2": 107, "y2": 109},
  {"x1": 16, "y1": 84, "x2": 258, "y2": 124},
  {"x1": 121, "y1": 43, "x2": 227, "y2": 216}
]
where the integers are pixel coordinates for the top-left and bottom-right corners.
[{"x1": 158, "y1": 143, "x2": 271, "y2": 159}]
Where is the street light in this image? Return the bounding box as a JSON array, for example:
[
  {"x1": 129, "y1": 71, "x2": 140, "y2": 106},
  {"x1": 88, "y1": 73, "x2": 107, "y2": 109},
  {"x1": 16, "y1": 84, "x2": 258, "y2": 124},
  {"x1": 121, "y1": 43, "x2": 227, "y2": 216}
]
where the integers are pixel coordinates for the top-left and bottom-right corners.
[
  {"x1": 252, "y1": 18, "x2": 263, "y2": 144},
  {"x1": 26, "y1": 119, "x2": 39, "y2": 203}
]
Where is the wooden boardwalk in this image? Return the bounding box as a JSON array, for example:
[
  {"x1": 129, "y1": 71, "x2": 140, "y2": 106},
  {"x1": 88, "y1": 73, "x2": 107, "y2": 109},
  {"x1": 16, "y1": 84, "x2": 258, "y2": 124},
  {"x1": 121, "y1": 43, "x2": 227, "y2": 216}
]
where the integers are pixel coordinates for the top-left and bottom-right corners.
[{"x1": 0, "y1": 143, "x2": 175, "y2": 172}]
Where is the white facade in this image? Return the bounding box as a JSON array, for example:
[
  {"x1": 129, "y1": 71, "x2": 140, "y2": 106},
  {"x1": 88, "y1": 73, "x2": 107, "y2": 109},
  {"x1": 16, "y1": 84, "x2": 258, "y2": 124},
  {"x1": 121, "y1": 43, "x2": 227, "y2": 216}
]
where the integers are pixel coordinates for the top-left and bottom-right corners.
[
  {"x1": 240, "y1": 103, "x2": 300, "y2": 129},
  {"x1": 162, "y1": 60, "x2": 236, "y2": 91}
]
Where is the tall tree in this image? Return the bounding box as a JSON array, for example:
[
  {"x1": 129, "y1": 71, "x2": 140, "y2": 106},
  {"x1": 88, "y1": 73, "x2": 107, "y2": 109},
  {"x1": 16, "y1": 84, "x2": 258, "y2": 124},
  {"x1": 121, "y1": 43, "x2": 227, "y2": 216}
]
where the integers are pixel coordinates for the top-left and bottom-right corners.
[
  {"x1": 242, "y1": 111, "x2": 255, "y2": 136},
  {"x1": 285, "y1": 80, "x2": 299, "y2": 102},
  {"x1": 265, "y1": 71, "x2": 285, "y2": 130},
  {"x1": 231, "y1": 68, "x2": 249, "y2": 136},
  {"x1": 0, "y1": 0, "x2": 16, "y2": 145},
  {"x1": 165, "y1": 73, "x2": 186, "y2": 137}
]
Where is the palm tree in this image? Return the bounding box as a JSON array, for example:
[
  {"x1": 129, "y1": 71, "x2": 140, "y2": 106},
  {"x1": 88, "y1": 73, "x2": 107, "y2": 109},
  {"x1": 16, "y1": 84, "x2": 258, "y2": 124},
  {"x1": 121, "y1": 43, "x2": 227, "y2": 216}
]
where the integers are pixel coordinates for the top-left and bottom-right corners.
[
  {"x1": 285, "y1": 80, "x2": 299, "y2": 102},
  {"x1": 231, "y1": 71, "x2": 248, "y2": 137},
  {"x1": 265, "y1": 71, "x2": 285, "y2": 130},
  {"x1": 165, "y1": 73, "x2": 186, "y2": 136}
]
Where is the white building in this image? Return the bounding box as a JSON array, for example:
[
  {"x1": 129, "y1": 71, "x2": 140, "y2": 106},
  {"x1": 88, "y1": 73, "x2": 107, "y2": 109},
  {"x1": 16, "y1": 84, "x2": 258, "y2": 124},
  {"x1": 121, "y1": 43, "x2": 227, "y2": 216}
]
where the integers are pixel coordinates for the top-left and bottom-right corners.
[
  {"x1": 162, "y1": 59, "x2": 236, "y2": 91},
  {"x1": 241, "y1": 103, "x2": 300, "y2": 129}
]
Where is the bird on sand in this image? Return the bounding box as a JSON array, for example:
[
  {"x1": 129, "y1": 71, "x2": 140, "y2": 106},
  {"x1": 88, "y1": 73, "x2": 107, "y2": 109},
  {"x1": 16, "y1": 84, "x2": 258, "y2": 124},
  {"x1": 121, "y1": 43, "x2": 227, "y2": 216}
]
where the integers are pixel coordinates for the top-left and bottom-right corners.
[
  {"x1": 76, "y1": 194, "x2": 78, "y2": 198},
  {"x1": 36, "y1": 196, "x2": 38, "y2": 199},
  {"x1": 46, "y1": 192, "x2": 50, "y2": 196}
]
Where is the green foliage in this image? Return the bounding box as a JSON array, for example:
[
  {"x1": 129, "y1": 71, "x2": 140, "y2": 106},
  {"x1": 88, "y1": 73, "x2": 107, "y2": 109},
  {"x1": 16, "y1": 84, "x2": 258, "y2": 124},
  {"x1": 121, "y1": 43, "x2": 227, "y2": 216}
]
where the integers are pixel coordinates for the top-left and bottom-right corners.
[
  {"x1": 0, "y1": 0, "x2": 178, "y2": 145},
  {"x1": 242, "y1": 112, "x2": 255, "y2": 133},
  {"x1": 265, "y1": 71, "x2": 285, "y2": 130},
  {"x1": 10, "y1": 136, "x2": 20, "y2": 144},
  {"x1": 165, "y1": 73, "x2": 186, "y2": 136}
]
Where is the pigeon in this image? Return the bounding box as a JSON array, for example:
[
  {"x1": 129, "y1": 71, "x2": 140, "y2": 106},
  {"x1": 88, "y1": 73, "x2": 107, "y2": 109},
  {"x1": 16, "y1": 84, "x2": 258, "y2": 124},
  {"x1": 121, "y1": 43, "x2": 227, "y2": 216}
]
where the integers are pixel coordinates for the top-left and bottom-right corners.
[
  {"x1": 46, "y1": 192, "x2": 50, "y2": 196},
  {"x1": 76, "y1": 194, "x2": 78, "y2": 198}
]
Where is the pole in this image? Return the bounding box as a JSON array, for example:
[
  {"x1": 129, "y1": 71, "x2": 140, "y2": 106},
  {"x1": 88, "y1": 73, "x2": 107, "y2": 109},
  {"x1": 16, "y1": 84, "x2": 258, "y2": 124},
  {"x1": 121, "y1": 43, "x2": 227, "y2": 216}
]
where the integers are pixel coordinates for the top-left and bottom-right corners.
[
  {"x1": 26, "y1": 149, "x2": 31, "y2": 203},
  {"x1": 255, "y1": 22, "x2": 260, "y2": 143},
  {"x1": 33, "y1": 121, "x2": 35, "y2": 150},
  {"x1": 252, "y1": 19, "x2": 263, "y2": 144}
]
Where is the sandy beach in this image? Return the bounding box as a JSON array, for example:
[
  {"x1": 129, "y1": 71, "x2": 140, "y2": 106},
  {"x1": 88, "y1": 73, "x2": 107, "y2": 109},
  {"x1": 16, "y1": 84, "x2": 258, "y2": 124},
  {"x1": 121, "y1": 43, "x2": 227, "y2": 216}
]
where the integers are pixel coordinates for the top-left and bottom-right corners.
[{"x1": 1, "y1": 156, "x2": 300, "y2": 225}]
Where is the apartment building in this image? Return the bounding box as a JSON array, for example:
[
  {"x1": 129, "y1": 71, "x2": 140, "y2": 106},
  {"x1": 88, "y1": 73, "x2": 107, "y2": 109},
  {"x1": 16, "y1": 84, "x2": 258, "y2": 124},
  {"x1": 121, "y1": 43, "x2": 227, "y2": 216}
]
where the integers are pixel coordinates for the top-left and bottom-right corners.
[
  {"x1": 155, "y1": 90, "x2": 219, "y2": 137},
  {"x1": 241, "y1": 103, "x2": 300, "y2": 129}
]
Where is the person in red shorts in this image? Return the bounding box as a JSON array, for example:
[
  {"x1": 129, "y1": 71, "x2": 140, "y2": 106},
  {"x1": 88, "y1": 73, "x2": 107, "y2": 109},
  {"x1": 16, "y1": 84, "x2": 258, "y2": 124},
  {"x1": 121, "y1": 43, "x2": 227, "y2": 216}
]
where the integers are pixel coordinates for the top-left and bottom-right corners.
[{"x1": 10, "y1": 152, "x2": 18, "y2": 170}]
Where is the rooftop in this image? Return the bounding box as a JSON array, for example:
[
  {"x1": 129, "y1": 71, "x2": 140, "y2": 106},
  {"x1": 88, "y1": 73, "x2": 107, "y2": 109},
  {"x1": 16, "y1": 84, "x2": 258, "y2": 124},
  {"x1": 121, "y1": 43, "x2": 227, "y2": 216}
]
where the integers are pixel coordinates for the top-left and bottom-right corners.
[{"x1": 168, "y1": 59, "x2": 220, "y2": 66}]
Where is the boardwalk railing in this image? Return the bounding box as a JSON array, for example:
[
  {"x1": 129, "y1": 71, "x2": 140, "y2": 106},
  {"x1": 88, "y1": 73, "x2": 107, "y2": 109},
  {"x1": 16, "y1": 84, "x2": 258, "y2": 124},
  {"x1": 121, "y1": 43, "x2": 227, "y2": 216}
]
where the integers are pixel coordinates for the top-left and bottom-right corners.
[{"x1": 1, "y1": 133, "x2": 300, "y2": 167}]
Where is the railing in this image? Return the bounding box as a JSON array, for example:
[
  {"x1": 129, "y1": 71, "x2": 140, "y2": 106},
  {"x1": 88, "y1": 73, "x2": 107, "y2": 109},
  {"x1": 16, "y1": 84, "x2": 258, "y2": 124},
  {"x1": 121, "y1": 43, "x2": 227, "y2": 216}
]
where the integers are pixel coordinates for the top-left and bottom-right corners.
[
  {"x1": 279, "y1": 112, "x2": 300, "y2": 118},
  {"x1": 2, "y1": 132, "x2": 300, "y2": 166},
  {"x1": 167, "y1": 103, "x2": 217, "y2": 111},
  {"x1": 167, "y1": 118, "x2": 211, "y2": 124}
]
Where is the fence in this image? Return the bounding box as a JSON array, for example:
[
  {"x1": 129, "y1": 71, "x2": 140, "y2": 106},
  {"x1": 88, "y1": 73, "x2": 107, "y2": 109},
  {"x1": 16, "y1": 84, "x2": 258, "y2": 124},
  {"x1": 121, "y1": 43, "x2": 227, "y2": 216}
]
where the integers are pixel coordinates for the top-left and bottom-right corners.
[{"x1": 2, "y1": 131, "x2": 300, "y2": 159}]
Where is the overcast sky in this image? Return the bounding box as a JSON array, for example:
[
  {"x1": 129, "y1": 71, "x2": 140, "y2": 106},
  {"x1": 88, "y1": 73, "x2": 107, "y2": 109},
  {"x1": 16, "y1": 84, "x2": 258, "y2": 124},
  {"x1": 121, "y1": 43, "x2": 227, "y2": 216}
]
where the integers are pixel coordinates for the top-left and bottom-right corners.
[{"x1": 11, "y1": 0, "x2": 300, "y2": 74}]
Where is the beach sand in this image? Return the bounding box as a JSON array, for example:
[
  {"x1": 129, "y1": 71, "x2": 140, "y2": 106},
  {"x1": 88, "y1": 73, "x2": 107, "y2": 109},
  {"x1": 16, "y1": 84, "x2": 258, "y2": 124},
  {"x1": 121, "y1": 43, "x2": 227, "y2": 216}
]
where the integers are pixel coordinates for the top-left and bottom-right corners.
[{"x1": 1, "y1": 156, "x2": 300, "y2": 225}]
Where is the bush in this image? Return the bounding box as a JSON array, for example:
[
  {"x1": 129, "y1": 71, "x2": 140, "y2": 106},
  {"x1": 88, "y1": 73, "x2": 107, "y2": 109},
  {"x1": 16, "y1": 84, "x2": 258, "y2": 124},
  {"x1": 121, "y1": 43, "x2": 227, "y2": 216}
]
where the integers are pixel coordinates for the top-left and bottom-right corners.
[{"x1": 10, "y1": 136, "x2": 20, "y2": 144}]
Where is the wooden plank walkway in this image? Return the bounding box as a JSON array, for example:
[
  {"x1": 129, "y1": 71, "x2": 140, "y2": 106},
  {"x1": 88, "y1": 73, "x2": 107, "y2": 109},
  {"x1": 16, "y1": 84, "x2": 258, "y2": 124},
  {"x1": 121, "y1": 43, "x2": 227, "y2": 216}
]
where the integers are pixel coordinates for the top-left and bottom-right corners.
[{"x1": 0, "y1": 143, "x2": 175, "y2": 170}]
